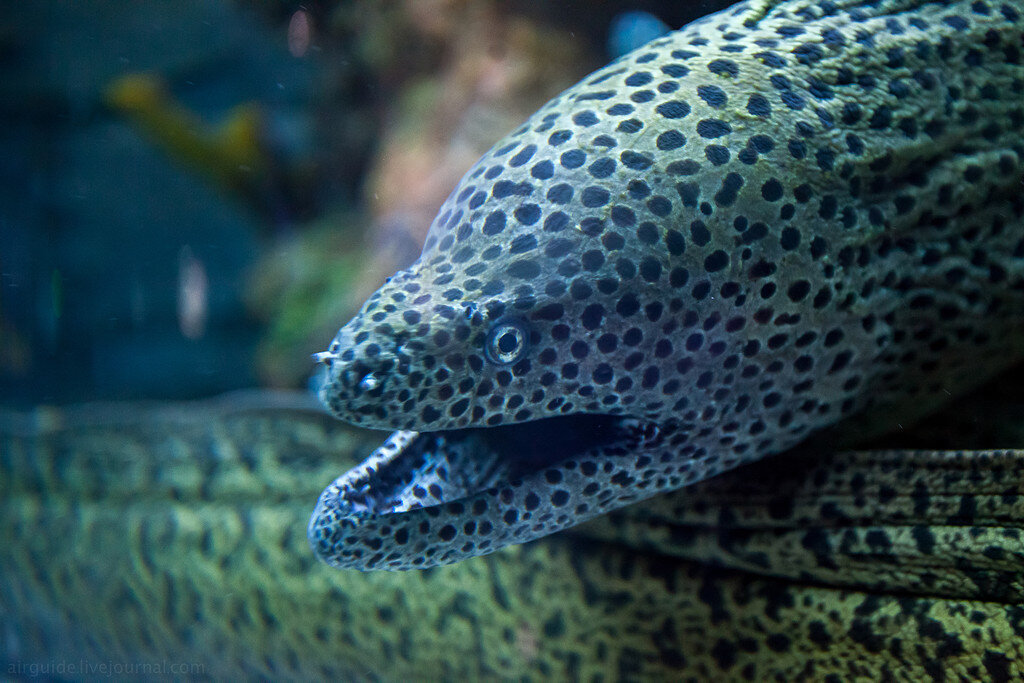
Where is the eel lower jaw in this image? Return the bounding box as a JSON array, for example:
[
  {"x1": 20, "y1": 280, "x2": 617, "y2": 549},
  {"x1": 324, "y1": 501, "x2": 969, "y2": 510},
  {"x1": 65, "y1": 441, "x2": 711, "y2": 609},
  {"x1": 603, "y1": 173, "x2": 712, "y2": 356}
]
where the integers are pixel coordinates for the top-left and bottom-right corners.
[
  {"x1": 308, "y1": 413, "x2": 660, "y2": 570},
  {"x1": 320, "y1": 414, "x2": 637, "y2": 516}
]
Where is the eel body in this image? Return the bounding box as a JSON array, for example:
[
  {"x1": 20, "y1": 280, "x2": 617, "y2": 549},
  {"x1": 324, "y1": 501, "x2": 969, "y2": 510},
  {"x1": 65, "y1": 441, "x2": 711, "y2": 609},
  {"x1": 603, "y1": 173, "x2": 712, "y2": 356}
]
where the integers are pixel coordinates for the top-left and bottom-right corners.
[
  {"x1": 311, "y1": 0, "x2": 1024, "y2": 570},
  {"x1": 3, "y1": 394, "x2": 1024, "y2": 680}
]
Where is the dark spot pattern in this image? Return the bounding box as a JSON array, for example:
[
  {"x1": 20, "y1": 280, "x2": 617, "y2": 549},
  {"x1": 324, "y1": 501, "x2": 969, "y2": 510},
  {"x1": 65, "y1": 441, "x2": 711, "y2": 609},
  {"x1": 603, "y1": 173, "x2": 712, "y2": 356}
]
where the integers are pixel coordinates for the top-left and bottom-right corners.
[
  {"x1": 310, "y1": 0, "x2": 1024, "y2": 576},
  {"x1": 11, "y1": 406, "x2": 1024, "y2": 681}
]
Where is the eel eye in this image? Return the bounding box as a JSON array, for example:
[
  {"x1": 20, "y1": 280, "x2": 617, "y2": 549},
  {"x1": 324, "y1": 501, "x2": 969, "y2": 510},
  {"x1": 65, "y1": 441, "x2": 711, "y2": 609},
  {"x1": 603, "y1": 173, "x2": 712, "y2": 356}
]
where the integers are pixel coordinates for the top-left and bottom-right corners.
[{"x1": 484, "y1": 318, "x2": 529, "y2": 365}]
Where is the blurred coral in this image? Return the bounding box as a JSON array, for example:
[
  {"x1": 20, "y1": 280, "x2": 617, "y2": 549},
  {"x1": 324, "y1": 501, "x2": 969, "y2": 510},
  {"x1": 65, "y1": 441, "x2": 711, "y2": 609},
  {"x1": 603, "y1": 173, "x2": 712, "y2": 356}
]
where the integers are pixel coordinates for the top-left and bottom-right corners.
[
  {"x1": 105, "y1": 73, "x2": 268, "y2": 198},
  {"x1": 245, "y1": 213, "x2": 367, "y2": 387},
  {"x1": 353, "y1": 2, "x2": 598, "y2": 302}
]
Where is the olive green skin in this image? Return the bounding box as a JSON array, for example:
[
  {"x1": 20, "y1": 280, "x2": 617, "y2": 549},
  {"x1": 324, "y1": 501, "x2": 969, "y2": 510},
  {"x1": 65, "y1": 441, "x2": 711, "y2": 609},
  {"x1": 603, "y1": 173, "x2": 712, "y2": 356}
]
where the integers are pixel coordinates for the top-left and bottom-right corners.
[{"x1": 3, "y1": 391, "x2": 1024, "y2": 680}]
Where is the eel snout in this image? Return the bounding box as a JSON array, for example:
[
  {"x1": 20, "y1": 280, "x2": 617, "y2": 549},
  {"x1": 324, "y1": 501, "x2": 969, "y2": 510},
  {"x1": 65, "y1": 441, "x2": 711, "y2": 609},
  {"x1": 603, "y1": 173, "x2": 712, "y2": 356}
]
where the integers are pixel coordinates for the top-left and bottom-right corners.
[{"x1": 314, "y1": 325, "x2": 409, "y2": 425}]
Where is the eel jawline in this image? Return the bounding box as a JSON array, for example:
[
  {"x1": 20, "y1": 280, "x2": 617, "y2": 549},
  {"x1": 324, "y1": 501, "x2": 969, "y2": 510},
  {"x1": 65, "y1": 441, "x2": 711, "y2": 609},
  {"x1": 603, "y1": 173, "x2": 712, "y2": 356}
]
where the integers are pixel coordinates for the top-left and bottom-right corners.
[{"x1": 308, "y1": 414, "x2": 655, "y2": 570}]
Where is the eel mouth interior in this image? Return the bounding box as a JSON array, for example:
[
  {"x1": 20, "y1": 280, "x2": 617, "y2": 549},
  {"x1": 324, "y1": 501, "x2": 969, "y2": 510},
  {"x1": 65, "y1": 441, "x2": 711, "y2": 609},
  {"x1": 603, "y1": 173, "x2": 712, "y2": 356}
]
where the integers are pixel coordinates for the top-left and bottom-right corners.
[{"x1": 327, "y1": 413, "x2": 634, "y2": 517}]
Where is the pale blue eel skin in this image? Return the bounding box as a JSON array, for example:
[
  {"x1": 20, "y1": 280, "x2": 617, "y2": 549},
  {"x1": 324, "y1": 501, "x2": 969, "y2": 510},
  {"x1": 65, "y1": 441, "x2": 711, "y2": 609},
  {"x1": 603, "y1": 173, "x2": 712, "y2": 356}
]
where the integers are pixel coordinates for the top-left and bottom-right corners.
[{"x1": 309, "y1": 0, "x2": 1024, "y2": 571}]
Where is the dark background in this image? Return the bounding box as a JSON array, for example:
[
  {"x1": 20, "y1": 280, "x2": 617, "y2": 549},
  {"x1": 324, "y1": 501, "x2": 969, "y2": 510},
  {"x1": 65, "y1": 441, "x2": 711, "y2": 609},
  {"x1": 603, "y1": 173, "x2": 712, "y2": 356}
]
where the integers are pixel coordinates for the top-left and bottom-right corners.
[{"x1": 0, "y1": 1, "x2": 734, "y2": 406}]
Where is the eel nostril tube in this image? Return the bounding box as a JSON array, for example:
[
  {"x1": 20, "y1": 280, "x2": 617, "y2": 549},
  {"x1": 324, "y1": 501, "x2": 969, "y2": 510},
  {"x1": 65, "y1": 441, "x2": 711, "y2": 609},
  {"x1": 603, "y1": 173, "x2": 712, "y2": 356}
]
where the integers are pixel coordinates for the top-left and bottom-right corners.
[{"x1": 312, "y1": 351, "x2": 339, "y2": 366}]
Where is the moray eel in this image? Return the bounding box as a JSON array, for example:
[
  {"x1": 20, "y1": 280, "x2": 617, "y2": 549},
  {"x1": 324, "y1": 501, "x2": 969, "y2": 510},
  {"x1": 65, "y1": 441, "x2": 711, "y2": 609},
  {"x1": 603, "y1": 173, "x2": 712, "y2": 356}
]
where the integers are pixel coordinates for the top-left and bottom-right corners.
[
  {"x1": 310, "y1": 0, "x2": 1024, "y2": 570},
  {"x1": 4, "y1": 392, "x2": 1024, "y2": 679}
]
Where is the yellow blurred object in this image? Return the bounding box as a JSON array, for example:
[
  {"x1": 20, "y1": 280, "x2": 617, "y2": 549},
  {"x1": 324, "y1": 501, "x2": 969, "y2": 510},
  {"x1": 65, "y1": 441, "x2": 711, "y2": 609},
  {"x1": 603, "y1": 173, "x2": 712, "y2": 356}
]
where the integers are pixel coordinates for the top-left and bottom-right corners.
[{"x1": 105, "y1": 73, "x2": 267, "y2": 194}]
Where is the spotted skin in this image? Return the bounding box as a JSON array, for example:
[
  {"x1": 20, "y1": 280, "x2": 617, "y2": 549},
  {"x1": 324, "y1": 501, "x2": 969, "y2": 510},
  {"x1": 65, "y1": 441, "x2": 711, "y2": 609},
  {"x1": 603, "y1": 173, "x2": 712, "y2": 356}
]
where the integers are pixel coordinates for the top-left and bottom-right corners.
[
  {"x1": 3, "y1": 395, "x2": 1024, "y2": 680},
  {"x1": 588, "y1": 448, "x2": 1024, "y2": 604},
  {"x1": 312, "y1": 0, "x2": 1024, "y2": 570}
]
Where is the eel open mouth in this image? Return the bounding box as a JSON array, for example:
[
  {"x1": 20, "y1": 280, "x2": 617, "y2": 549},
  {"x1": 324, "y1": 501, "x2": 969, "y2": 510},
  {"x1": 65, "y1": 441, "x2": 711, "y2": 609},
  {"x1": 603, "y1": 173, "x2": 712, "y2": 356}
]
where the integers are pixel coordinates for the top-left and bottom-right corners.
[{"x1": 308, "y1": 414, "x2": 667, "y2": 571}]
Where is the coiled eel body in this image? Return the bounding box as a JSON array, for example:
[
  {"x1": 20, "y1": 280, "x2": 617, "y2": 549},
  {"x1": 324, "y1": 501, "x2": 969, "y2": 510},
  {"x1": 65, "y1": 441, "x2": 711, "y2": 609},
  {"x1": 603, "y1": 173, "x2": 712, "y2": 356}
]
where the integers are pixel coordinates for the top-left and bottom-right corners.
[
  {"x1": 310, "y1": 0, "x2": 1024, "y2": 570},
  {"x1": 6, "y1": 396, "x2": 1024, "y2": 679}
]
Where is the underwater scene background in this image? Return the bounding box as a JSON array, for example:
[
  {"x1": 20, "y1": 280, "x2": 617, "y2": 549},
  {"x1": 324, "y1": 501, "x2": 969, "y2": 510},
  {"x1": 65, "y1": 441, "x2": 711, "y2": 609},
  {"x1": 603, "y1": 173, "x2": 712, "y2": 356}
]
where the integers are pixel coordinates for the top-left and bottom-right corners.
[
  {"x1": 1, "y1": 0, "x2": 714, "y2": 406},
  {"x1": 3, "y1": 0, "x2": 1024, "y2": 680}
]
